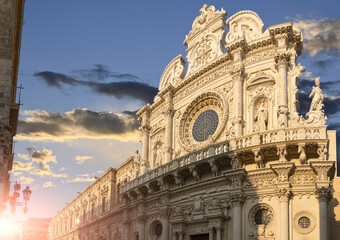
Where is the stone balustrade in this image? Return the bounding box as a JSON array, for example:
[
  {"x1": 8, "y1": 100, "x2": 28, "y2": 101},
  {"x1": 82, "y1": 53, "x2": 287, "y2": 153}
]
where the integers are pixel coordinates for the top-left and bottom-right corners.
[{"x1": 120, "y1": 125, "x2": 328, "y2": 194}]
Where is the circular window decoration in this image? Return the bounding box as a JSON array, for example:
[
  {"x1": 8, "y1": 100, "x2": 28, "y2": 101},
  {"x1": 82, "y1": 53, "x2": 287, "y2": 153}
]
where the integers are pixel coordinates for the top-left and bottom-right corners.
[
  {"x1": 298, "y1": 217, "x2": 310, "y2": 229},
  {"x1": 192, "y1": 110, "x2": 219, "y2": 142},
  {"x1": 249, "y1": 204, "x2": 274, "y2": 229},
  {"x1": 178, "y1": 92, "x2": 228, "y2": 152},
  {"x1": 293, "y1": 211, "x2": 315, "y2": 234},
  {"x1": 155, "y1": 223, "x2": 162, "y2": 236},
  {"x1": 149, "y1": 220, "x2": 163, "y2": 239},
  {"x1": 254, "y1": 209, "x2": 273, "y2": 225}
]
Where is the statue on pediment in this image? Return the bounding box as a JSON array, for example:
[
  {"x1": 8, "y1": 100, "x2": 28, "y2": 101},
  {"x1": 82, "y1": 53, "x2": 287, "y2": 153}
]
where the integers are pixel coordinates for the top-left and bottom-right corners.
[{"x1": 309, "y1": 77, "x2": 324, "y2": 112}]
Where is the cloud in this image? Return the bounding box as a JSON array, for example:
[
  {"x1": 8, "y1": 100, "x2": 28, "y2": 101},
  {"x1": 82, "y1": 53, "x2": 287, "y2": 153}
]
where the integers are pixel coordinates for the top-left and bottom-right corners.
[
  {"x1": 43, "y1": 181, "x2": 56, "y2": 188},
  {"x1": 293, "y1": 17, "x2": 340, "y2": 57},
  {"x1": 27, "y1": 147, "x2": 57, "y2": 164},
  {"x1": 72, "y1": 64, "x2": 139, "y2": 82},
  {"x1": 75, "y1": 155, "x2": 93, "y2": 164},
  {"x1": 14, "y1": 147, "x2": 68, "y2": 178},
  {"x1": 68, "y1": 177, "x2": 95, "y2": 183},
  {"x1": 17, "y1": 153, "x2": 30, "y2": 161},
  {"x1": 13, "y1": 161, "x2": 33, "y2": 171},
  {"x1": 33, "y1": 68, "x2": 157, "y2": 103},
  {"x1": 17, "y1": 108, "x2": 139, "y2": 142},
  {"x1": 19, "y1": 176, "x2": 34, "y2": 184}
]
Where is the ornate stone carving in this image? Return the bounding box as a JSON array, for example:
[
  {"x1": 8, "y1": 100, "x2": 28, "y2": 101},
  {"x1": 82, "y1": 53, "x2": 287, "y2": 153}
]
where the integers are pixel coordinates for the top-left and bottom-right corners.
[
  {"x1": 298, "y1": 144, "x2": 307, "y2": 165},
  {"x1": 231, "y1": 193, "x2": 244, "y2": 206},
  {"x1": 315, "y1": 187, "x2": 332, "y2": 202},
  {"x1": 208, "y1": 159, "x2": 220, "y2": 176},
  {"x1": 253, "y1": 149, "x2": 264, "y2": 169},
  {"x1": 230, "y1": 156, "x2": 240, "y2": 170},
  {"x1": 173, "y1": 172, "x2": 184, "y2": 186},
  {"x1": 178, "y1": 91, "x2": 228, "y2": 152},
  {"x1": 270, "y1": 162, "x2": 294, "y2": 182},
  {"x1": 189, "y1": 166, "x2": 201, "y2": 181},
  {"x1": 159, "y1": 55, "x2": 187, "y2": 91},
  {"x1": 225, "y1": 11, "x2": 265, "y2": 44},
  {"x1": 317, "y1": 145, "x2": 327, "y2": 161},
  {"x1": 277, "y1": 146, "x2": 287, "y2": 163},
  {"x1": 306, "y1": 77, "x2": 327, "y2": 126},
  {"x1": 276, "y1": 188, "x2": 291, "y2": 202}
]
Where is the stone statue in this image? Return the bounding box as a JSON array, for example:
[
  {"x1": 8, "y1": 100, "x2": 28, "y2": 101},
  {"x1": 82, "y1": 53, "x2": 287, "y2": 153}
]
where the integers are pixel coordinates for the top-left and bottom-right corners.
[
  {"x1": 298, "y1": 145, "x2": 307, "y2": 164},
  {"x1": 155, "y1": 145, "x2": 163, "y2": 167},
  {"x1": 254, "y1": 100, "x2": 268, "y2": 130},
  {"x1": 309, "y1": 77, "x2": 324, "y2": 111},
  {"x1": 133, "y1": 150, "x2": 141, "y2": 177}
]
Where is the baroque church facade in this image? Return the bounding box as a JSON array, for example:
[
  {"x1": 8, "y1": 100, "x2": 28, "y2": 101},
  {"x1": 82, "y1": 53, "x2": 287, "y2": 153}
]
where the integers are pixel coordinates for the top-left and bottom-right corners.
[{"x1": 49, "y1": 5, "x2": 338, "y2": 240}]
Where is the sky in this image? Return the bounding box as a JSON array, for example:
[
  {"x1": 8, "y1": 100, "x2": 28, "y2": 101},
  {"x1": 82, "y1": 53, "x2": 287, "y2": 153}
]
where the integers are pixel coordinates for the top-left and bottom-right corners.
[{"x1": 4, "y1": 0, "x2": 340, "y2": 228}]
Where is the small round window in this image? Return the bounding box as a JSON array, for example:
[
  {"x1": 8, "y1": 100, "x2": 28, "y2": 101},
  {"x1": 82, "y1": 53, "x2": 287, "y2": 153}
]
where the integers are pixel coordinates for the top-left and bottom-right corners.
[
  {"x1": 254, "y1": 209, "x2": 273, "y2": 225},
  {"x1": 155, "y1": 223, "x2": 162, "y2": 236},
  {"x1": 298, "y1": 217, "x2": 311, "y2": 229}
]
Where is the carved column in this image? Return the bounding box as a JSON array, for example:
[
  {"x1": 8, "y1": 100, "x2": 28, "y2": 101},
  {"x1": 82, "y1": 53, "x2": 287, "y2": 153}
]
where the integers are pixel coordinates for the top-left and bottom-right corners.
[
  {"x1": 275, "y1": 53, "x2": 290, "y2": 128},
  {"x1": 138, "y1": 216, "x2": 146, "y2": 240},
  {"x1": 216, "y1": 227, "x2": 221, "y2": 240},
  {"x1": 209, "y1": 229, "x2": 213, "y2": 240},
  {"x1": 140, "y1": 109, "x2": 151, "y2": 174},
  {"x1": 277, "y1": 188, "x2": 290, "y2": 240},
  {"x1": 161, "y1": 213, "x2": 170, "y2": 240},
  {"x1": 162, "y1": 86, "x2": 175, "y2": 163},
  {"x1": 316, "y1": 187, "x2": 332, "y2": 240},
  {"x1": 231, "y1": 193, "x2": 244, "y2": 240},
  {"x1": 230, "y1": 65, "x2": 245, "y2": 137},
  {"x1": 271, "y1": 162, "x2": 293, "y2": 240},
  {"x1": 123, "y1": 220, "x2": 130, "y2": 240}
]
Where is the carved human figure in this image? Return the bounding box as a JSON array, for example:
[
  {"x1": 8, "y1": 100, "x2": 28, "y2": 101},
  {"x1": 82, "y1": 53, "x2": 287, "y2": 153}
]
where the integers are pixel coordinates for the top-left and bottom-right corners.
[
  {"x1": 154, "y1": 145, "x2": 163, "y2": 167},
  {"x1": 309, "y1": 77, "x2": 324, "y2": 111},
  {"x1": 230, "y1": 156, "x2": 240, "y2": 169},
  {"x1": 298, "y1": 145, "x2": 307, "y2": 164},
  {"x1": 254, "y1": 99, "x2": 268, "y2": 131},
  {"x1": 133, "y1": 150, "x2": 141, "y2": 176},
  {"x1": 318, "y1": 145, "x2": 327, "y2": 161}
]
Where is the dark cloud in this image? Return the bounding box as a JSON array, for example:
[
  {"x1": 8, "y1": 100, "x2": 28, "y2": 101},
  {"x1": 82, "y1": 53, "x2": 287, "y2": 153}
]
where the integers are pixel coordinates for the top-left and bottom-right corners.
[
  {"x1": 33, "y1": 71, "x2": 82, "y2": 89},
  {"x1": 87, "y1": 81, "x2": 158, "y2": 103},
  {"x1": 73, "y1": 64, "x2": 139, "y2": 81},
  {"x1": 33, "y1": 69, "x2": 157, "y2": 103},
  {"x1": 17, "y1": 108, "x2": 139, "y2": 141},
  {"x1": 122, "y1": 110, "x2": 138, "y2": 118},
  {"x1": 295, "y1": 18, "x2": 340, "y2": 57},
  {"x1": 311, "y1": 58, "x2": 334, "y2": 70}
]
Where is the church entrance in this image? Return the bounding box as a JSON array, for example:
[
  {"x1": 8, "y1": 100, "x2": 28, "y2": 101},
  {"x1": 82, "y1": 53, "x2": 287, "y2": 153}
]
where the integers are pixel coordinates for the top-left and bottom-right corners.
[{"x1": 190, "y1": 234, "x2": 209, "y2": 240}]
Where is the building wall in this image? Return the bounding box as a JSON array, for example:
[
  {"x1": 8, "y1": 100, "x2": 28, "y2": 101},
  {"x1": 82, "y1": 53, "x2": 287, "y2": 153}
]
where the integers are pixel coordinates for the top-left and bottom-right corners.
[
  {"x1": 49, "y1": 5, "x2": 337, "y2": 240},
  {"x1": 0, "y1": 0, "x2": 24, "y2": 215}
]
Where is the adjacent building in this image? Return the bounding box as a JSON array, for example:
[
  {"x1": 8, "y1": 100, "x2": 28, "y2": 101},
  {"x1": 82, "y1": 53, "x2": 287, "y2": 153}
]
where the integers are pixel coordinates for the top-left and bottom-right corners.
[
  {"x1": 22, "y1": 217, "x2": 51, "y2": 240},
  {"x1": 0, "y1": 0, "x2": 25, "y2": 215},
  {"x1": 49, "y1": 5, "x2": 338, "y2": 240}
]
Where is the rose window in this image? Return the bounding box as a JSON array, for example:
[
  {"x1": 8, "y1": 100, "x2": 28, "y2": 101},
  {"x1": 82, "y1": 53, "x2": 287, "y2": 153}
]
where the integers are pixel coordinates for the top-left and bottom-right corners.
[{"x1": 192, "y1": 110, "x2": 219, "y2": 142}]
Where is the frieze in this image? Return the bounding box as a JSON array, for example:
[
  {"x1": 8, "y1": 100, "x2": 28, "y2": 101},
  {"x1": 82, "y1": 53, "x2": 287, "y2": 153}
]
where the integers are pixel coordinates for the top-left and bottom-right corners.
[
  {"x1": 242, "y1": 49, "x2": 276, "y2": 66},
  {"x1": 174, "y1": 64, "x2": 231, "y2": 102}
]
